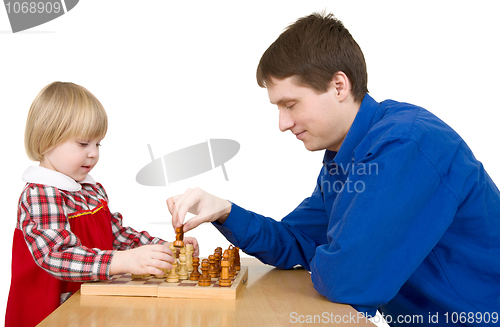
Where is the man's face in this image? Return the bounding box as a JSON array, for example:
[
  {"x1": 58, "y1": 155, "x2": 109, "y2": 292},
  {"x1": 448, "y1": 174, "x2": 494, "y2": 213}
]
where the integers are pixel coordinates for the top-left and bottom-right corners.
[{"x1": 267, "y1": 76, "x2": 353, "y2": 152}]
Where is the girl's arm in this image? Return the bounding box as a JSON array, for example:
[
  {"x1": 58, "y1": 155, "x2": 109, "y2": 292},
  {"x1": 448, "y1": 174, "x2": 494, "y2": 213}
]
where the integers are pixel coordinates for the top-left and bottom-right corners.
[
  {"x1": 19, "y1": 184, "x2": 113, "y2": 282},
  {"x1": 95, "y1": 183, "x2": 199, "y2": 256}
]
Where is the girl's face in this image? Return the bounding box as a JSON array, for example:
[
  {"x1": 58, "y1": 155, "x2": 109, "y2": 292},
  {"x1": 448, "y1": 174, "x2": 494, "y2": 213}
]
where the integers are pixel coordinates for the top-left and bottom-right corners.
[{"x1": 40, "y1": 138, "x2": 101, "y2": 182}]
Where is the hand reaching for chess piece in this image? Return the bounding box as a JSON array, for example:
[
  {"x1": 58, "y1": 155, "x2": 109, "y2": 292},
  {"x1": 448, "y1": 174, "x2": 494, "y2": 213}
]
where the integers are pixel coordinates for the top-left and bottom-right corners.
[{"x1": 167, "y1": 188, "x2": 231, "y2": 233}]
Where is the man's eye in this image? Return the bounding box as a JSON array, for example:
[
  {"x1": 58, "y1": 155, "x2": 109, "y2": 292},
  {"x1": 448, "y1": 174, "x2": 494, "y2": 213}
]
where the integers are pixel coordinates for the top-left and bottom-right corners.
[{"x1": 286, "y1": 103, "x2": 296, "y2": 109}]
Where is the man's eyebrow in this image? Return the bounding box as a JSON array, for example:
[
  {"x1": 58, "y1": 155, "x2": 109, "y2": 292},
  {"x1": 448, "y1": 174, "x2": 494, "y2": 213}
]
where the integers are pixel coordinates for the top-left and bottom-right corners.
[{"x1": 271, "y1": 97, "x2": 296, "y2": 106}]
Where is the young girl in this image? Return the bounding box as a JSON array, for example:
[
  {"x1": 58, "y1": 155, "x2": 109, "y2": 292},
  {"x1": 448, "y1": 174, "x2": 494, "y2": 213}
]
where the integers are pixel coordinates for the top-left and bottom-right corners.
[{"x1": 5, "y1": 82, "x2": 198, "y2": 327}]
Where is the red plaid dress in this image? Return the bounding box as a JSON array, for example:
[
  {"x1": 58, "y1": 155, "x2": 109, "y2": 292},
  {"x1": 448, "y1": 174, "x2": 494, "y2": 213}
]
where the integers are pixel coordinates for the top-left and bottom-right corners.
[{"x1": 5, "y1": 166, "x2": 165, "y2": 327}]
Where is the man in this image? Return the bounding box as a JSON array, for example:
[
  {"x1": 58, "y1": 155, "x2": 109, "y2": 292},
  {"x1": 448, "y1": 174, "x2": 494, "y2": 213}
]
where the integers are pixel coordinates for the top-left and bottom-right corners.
[{"x1": 167, "y1": 13, "x2": 500, "y2": 326}]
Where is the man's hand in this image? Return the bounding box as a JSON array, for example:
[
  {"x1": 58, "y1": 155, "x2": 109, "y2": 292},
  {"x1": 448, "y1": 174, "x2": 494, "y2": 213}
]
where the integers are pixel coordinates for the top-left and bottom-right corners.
[
  {"x1": 167, "y1": 187, "x2": 231, "y2": 232},
  {"x1": 109, "y1": 244, "x2": 174, "y2": 276}
]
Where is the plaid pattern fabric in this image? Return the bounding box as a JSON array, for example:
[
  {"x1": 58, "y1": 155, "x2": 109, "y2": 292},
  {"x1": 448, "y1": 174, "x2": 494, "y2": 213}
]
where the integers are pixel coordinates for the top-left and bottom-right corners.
[{"x1": 17, "y1": 182, "x2": 165, "y2": 282}]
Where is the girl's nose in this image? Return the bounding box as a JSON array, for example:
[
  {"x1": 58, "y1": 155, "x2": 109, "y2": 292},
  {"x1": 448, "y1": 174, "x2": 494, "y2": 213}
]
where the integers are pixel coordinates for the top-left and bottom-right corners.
[{"x1": 88, "y1": 146, "x2": 99, "y2": 158}]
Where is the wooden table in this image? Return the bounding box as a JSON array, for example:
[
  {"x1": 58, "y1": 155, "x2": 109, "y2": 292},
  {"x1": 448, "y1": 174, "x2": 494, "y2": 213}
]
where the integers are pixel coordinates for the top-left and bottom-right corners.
[{"x1": 38, "y1": 258, "x2": 375, "y2": 326}]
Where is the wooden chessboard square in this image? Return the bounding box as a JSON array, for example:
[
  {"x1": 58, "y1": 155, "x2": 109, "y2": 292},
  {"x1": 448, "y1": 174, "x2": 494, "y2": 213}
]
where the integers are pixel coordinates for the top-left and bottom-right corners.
[
  {"x1": 108, "y1": 280, "x2": 130, "y2": 285},
  {"x1": 177, "y1": 282, "x2": 198, "y2": 287},
  {"x1": 144, "y1": 280, "x2": 164, "y2": 285}
]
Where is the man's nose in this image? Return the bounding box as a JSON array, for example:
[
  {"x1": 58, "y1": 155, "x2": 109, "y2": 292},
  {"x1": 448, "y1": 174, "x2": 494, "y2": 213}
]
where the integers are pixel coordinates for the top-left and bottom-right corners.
[{"x1": 279, "y1": 109, "x2": 294, "y2": 132}]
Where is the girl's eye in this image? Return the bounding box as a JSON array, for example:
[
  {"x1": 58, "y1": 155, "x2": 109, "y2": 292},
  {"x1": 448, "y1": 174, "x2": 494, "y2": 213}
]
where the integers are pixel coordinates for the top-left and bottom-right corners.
[{"x1": 79, "y1": 142, "x2": 89, "y2": 146}]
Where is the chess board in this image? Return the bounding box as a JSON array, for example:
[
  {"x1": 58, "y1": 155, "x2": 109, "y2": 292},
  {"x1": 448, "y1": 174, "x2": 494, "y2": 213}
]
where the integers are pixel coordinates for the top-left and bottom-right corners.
[{"x1": 81, "y1": 266, "x2": 248, "y2": 300}]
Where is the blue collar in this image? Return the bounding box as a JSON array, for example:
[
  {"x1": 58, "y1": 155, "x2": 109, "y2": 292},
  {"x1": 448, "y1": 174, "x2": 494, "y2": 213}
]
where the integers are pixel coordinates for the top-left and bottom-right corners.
[{"x1": 323, "y1": 93, "x2": 381, "y2": 168}]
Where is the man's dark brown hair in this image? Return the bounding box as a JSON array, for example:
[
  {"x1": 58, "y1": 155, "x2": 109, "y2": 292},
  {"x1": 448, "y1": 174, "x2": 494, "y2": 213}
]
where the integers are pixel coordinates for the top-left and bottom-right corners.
[{"x1": 256, "y1": 12, "x2": 368, "y2": 103}]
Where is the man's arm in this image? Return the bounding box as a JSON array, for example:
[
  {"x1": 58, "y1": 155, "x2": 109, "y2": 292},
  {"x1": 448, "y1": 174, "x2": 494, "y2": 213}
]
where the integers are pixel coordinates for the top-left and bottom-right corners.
[
  {"x1": 212, "y1": 185, "x2": 329, "y2": 270},
  {"x1": 310, "y1": 137, "x2": 457, "y2": 316},
  {"x1": 167, "y1": 183, "x2": 330, "y2": 270}
]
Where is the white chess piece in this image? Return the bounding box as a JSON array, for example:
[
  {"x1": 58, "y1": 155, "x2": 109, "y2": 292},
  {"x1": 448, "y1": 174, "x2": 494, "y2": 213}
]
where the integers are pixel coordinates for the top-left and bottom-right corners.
[
  {"x1": 185, "y1": 244, "x2": 194, "y2": 272},
  {"x1": 178, "y1": 253, "x2": 188, "y2": 280}
]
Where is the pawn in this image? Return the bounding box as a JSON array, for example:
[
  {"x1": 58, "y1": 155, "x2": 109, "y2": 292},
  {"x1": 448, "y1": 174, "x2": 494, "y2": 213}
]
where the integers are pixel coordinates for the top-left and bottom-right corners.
[
  {"x1": 154, "y1": 268, "x2": 170, "y2": 279},
  {"x1": 179, "y1": 247, "x2": 186, "y2": 271},
  {"x1": 131, "y1": 274, "x2": 146, "y2": 279},
  {"x1": 178, "y1": 253, "x2": 188, "y2": 280},
  {"x1": 189, "y1": 257, "x2": 201, "y2": 281},
  {"x1": 170, "y1": 242, "x2": 177, "y2": 260},
  {"x1": 185, "y1": 244, "x2": 194, "y2": 272},
  {"x1": 234, "y1": 247, "x2": 241, "y2": 271},
  {"x1": 219, "y1": 250, "x2": 232, "y2": 287},
  {"x1": 198, "y1": 259, "x2": 211, "y2": 287},
  {"x1": 215, "y1": 247, "x2": 222, "y2": 260},
  {"x1": 214, "y1": 251, "x2": 222, "y2": 276},
  {"x1": 227, "y1": 246, "x2": 235, "y2": 279},
  {"x1": 208, "y1": 254, "x2": 218, "y2": 278},
  {"x1": 166, "y1": 261, "x2": 179, "y2": 283}
]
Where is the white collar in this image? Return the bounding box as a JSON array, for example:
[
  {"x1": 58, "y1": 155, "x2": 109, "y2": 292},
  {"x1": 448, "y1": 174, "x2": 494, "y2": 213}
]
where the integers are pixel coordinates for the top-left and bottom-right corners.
[{"x1": 22, "y1": 166, "x2": 96, "y2": 192}]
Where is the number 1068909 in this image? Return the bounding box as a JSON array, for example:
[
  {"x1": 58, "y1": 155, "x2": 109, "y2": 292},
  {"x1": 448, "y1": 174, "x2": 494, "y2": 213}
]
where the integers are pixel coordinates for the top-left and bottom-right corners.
[{"x1": 5, "y1": 2, "x2": 62, "y2": 14}]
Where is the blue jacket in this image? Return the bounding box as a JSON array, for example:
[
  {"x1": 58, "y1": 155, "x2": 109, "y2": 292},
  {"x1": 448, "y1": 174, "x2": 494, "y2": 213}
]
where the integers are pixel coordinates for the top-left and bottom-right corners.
[{"x1": 214, "y1": 94, "x2": 500, "y2": 326}]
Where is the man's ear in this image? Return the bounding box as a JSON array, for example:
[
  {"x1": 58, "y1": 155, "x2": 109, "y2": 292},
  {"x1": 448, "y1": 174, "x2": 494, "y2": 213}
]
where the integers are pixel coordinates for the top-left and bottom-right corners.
[{"x1": 330, "y1": 71, "x2": 351, "y2": 102}]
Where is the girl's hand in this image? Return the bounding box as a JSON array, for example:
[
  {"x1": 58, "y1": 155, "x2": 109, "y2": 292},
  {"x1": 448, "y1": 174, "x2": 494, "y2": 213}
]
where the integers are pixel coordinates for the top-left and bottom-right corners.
[
  {"x1": 164, "y1": 237, "x2": 200, "y2": 257},
  {"x1": 183, "y1": 237, "x2": 200, "y2": 257},
  {"x1": 109, "y1": 244, "x2": 174, "y2": 276}
]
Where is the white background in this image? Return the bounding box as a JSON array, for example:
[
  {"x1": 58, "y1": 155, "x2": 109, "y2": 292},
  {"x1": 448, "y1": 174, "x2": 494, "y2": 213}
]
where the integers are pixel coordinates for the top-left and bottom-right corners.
[{"x1": 0, "y1": 1, "x2": 498, "y2": 326}]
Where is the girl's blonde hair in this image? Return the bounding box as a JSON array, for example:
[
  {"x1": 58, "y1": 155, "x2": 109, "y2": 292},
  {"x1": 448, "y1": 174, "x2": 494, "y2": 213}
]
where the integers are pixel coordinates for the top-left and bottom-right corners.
[{"x1": 25, "y1": 82, "x2": 108, "y2": 161}]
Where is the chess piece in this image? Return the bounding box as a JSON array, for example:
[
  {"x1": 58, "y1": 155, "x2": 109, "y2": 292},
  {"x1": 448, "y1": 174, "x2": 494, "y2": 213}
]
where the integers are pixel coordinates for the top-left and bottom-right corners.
[
  {"x1": 131, "y1": 274, "x2": 145, "y2": 279},
  {"x1": 189, "y1": 257, "x2": 201, "y2": 281},
  {"x1": 170, "y1": 242, "x2": 179, "y2": 273},
  {"x1": 178, "y1": 253, "x2": 188, "y2": 280},
  {"x1": 208, "y1": 255, "x2": 218, "y2": 278},
  {"x1": 219, "y1": 250, "x2": 232, "y2": 287},
  {"x1": 170, "y1": 242, "x2": 177, "y2": 260},
  {"x1": 214, "y1": 251, "x2": 222, "y2": 276},
  {"x1": 234, "y1": 247, "x2": 241, "y2": 271},
  {"x1": 178, "y1": 246, "x2": 186, "y2": 272},
  {"x1": 198, "y1": 259, "x2": 211, "y2": 287},
  {"x1": 216, "y1": 247, "x2": 223, "y2": 275},
  {"x1": 185, "y1": 244, "x2": 194, "y2": 272},
  {"x1": 173, "y1": 226, "x2": 184, "y2": 248},
  {"x1": 215, "y1": 247, "x2": 222, "y2": 260},
  {"x1": 166, "y1": 261, "x2": 179, "y2": 283},
  {"x1": 154, "y1": 268, "x2": 170, "y2": 278},
  {"x1": 228, "y1": 246, "x2": 235, "y2": 278}
]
